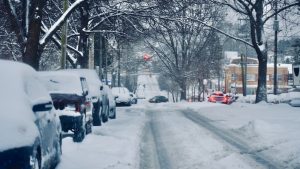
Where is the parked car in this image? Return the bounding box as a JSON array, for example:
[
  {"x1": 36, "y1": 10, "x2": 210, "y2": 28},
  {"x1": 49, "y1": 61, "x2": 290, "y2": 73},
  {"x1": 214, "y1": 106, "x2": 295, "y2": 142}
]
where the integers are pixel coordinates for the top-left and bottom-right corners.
[
  {"x1": 39, "y1": 71, "x2": 93, "y2": 142},
  {"x1": 149, "y1": 96, "x2": 169, "y2": 103},
  {"x1": 112, "y1": 87, "x2": 132, "y2": 106},
  {"x1": 207, "y1": 91, "x2": 233, "y2": 104},
  {"x1": 61, "y1": 69, "x2": 108, "y2": 125},
  {"x1": 288, "y1": 98, "x2": 300, "y2": 107},
  {"x1": 130, "y1": 92, "x2": 138, "y2": 104},
  {"x1": 103, "y1": 85, "x2": 117, "y2": 119},
  {"x1": 0, "y1": 60, "x2": 62, "y2": 169}
]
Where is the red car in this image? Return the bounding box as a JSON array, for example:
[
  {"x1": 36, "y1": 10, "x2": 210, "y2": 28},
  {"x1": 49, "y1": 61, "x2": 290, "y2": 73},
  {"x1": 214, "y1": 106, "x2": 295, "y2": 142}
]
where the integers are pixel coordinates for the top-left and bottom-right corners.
[{"x1": 208, "y1": 91, "x2": 232, "y2": 104}]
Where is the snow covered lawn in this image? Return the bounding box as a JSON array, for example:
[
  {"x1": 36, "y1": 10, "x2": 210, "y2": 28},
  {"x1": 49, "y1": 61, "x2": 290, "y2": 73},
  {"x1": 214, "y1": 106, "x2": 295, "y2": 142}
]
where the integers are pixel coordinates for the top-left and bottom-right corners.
[{"x1": 179, "y1": 101, "x2": 300, "y2": 168}]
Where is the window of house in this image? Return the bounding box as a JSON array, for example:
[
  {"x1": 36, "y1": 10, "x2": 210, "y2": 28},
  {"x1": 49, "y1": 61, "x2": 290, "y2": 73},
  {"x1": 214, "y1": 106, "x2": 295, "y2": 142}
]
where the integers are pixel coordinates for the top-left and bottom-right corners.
[
  {"x1": 231, "y1": 73, "x2": 237, "y2": 81},
  {"x1": 247, "y1": 74, "x2": 256, "y2": 81}
]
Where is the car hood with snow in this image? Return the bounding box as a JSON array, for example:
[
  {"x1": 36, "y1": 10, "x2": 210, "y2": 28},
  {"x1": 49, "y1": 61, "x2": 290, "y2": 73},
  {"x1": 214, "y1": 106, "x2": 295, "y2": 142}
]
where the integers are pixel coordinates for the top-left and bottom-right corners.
[{"x1": 0, "y1": 60, "x2": 40, "y2": 152}]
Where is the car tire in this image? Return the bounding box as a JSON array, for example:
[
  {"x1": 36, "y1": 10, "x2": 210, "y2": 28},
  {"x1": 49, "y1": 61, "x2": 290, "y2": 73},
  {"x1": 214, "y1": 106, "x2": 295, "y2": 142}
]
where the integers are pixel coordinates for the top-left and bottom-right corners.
[
  {"x1": 102, "y1": 105, "x2": 109, "y2": 123},
  {"x1": 73, "y1": 126, "x2": 85, "y2": 142},
  {"x1": 73, "y1": 116, "x2": 86, "y2": 142},
  {"x1": 92, "y1": 101, "x2": 102, "y2": 126},
  {"x1": 51, "y1": 134, "x2": 62, "y2": 169},
  {"x1": 85, "y1": 120, "x2": 92, "y2": 134},
  {"x1": 109, "y1": 108, "x2": 116, "y2": 119},
  {"x1": 29, "y1": 147, "x2": 41, "y2": 169}
]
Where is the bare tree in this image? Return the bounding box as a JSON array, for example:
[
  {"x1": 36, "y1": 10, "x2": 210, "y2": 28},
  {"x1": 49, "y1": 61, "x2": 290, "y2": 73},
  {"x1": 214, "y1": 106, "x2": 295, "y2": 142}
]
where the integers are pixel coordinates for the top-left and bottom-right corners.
[
  {"x1": 145, "y1": 1, "x2": 223, "y2": 100},
  {"x1": 211, "y1": 0, "x2": 300, "y2": 103}
]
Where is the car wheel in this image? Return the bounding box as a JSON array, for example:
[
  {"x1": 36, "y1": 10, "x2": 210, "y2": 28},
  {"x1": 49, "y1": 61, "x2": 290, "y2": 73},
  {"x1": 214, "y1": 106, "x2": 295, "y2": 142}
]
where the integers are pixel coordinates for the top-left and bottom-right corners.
[
  {"x1": 51, "y1": 134, "x2": 62, "y2": 169},
  {"x1": 92, "y1": 101, "x2": 102, "y2": 126},
  {"x1": 73, "y1": 116, "x2": 86, "y2": 142},
  {"x1": 30, "y1": 148, "x2": 41, "y2": 169},
  {"x1": 73, "y1": 126, "x2": 86, "y2": 142},
  {"x1": 109, "y1": 108, "x2": 116, "y2": 119},
  {"x1": 86, "y1": 120, "x2": 92, "y2": 134},
  {"x1": 102, "y1": 105, "x2": 109, "y2": 123}
]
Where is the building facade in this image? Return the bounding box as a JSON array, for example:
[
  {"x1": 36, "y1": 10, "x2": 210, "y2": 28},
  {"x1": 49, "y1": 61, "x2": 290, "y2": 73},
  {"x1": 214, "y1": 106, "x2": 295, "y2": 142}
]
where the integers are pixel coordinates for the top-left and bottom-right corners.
[{"x1": 224, "y1": 62, "x2": 290, "y2": 94}]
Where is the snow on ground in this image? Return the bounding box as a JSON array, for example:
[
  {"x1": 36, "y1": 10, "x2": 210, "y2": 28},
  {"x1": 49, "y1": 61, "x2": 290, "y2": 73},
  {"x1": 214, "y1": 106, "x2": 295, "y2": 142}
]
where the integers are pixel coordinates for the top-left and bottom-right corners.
[
  {"x1": 57, "y1": 73, "x2": 300, "y2": 169},
  {"x1": 56, "y1": 106, "x2": 146, "y2": 169},
  {"x1": 177, "y1": 101, "x2": 300, "y2": 168}
]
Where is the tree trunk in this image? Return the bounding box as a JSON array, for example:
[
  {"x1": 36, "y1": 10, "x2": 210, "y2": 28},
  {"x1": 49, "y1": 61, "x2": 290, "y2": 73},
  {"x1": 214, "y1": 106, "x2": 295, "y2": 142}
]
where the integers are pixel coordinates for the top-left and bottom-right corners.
[
  {"x1": 179, "y1": 80, "x2": 187, "y2": 100},
  {"x1": 77, "y1": 2, "x2": 89, "y2": 68},
  {"x1": 23, "y1": 0, "x2": 45, "y2": 70},
  {"x1": 255, "y1": 50, "x2": 268, "y2": 103}
]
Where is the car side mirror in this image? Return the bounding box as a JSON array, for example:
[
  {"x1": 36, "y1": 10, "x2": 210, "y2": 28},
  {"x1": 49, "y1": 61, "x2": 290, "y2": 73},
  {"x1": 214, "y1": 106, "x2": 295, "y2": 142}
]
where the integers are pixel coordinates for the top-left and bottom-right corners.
[
  {"x1": 100, "y1": 86, "x2": 103, "y2": 91},
  {"x1": 114, "y1": 96, "x2": 118, "y2": 100},
  {"x1": 33, "y1": 101, "x2": 53, "y2": 112}
]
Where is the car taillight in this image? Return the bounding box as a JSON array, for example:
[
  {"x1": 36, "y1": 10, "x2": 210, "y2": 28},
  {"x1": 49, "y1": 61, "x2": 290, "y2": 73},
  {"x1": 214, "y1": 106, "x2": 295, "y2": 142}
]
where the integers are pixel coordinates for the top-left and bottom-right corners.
[
  {"x1": 85, "y1": 102, "x2": 92, "y2": 111},
  {"x1": 75, "y1": 104, "x2": 80, "y2": 113}
]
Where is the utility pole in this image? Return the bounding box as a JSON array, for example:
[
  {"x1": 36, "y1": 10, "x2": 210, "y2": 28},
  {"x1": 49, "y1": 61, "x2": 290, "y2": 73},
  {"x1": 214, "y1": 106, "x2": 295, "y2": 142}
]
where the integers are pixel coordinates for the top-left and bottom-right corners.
[
  {"x1": 117, "y1": 43, "x2": 121, "y2": 87},
  {"x1": 61, "y1": 0, "x2": 68, "y2": 69},
  {"x1": 273, "y1": 0, "x2": 279, "y2": 95},
  {"x1": 241, "y1": 54, "x2": 247, "y2": 96}
]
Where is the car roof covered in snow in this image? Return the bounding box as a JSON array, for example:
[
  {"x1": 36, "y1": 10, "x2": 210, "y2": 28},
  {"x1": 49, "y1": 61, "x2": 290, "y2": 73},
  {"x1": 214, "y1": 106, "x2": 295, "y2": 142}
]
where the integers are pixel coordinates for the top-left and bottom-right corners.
[
  {"x1": 59, "y1": 69, "x2": 102, "y2": 98},
  {"x1": 38, "y1": 71, "x2": 85, "y2": 96}
]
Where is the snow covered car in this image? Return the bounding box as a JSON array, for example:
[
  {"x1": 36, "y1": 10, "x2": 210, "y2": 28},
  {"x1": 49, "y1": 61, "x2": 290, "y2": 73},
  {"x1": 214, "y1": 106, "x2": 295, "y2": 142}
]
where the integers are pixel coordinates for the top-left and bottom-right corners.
[
  {"x1": 207, "y1": 91, "x2": 233, "y2": 104},
  {"x1": 0, "y1": 60, "x2": 62, "y2": 169},
  {"x1": 130, "y1": 92, "x2": 138, "y2": 104},
  {"x1": 149, "y1": 96, "x2": 169, "y2": 103},
  {"x1": 61, "y1": 69, "x2": 108, "y2": 125},
  {"x1": 103, "y1": 85, "x2": 117, "y2": 119},
  {"x1": 288, "y1": 98, "x2": 300, "y2": 107},
  {"x1": 39, "y1": 71, "x2": 93, "y2": 142},
  {"x1": 112, "y1": 87, "x2": 132, "y2": 106}
]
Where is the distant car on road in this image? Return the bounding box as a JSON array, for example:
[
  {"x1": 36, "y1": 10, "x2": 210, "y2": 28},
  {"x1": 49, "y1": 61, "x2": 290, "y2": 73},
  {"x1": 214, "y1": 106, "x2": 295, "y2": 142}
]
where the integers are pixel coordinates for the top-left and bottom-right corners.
[
  {"x1": 112, "y1": 87, "x2": 132, "y2": 106},
  {"x1": 149, "y1": 96, "x2": 169, "y2": 103},
  {"x1": 0, "y1": 60, "x2": 62, "y2": 169},
  {"x1": 207, "y1": 91, "x2": 233, "y2": 104},
  {"x1": 288, "y1": 98, "x2": 300, "y2": 107},
  {"x1": 130, "y1": 93, "x2": 138, "y2": 104}
]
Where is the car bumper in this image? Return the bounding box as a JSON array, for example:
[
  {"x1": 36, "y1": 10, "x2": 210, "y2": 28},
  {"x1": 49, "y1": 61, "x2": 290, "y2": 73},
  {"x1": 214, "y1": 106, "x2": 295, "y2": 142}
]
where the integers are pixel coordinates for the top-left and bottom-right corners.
[
  {"x1": 0, "y1": 146, "x2": 32, "y2": 169},
  {"x1": 59, "y1": 115, "x2": 83, "y2": 132}
]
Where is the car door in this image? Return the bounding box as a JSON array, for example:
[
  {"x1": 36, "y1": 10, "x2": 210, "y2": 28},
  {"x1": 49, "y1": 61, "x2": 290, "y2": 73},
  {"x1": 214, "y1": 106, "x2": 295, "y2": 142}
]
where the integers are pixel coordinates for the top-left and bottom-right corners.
[{"x1": 24, "y1": 74, "x2": 57, "y2": 159}]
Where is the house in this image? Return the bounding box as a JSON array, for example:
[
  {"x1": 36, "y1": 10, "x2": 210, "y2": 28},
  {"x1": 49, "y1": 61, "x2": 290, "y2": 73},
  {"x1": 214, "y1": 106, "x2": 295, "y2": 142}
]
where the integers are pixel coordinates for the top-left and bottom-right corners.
[{"x1": 224, "y1": 58, "x2": 290, "y2": 94}]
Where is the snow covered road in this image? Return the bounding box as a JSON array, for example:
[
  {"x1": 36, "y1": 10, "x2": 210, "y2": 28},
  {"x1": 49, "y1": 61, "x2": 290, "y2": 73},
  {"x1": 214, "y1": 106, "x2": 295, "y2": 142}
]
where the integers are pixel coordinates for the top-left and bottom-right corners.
[
  {"x1": 55, "y1": 101, "x2": 300, "y2": 169},
  {"x1": 139, "y1": 104, "x2": 271, "y2": 169}
]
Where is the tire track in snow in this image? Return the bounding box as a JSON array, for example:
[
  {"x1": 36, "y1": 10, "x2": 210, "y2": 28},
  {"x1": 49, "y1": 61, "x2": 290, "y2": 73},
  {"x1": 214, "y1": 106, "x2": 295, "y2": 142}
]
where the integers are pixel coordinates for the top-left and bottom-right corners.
[
  {"x1": 139, "y1": 111, "x2": 173, "y2": 169},
  {"x1": 182, "y1": 109, "x2": 284, "y2": 169}
]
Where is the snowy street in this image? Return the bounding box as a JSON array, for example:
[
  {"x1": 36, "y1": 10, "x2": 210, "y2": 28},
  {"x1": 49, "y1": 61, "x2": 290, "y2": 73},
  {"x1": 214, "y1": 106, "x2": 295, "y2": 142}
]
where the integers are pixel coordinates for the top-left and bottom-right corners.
[{"x1": 56, "y1": 75, "x2": 300, "y2": 169}]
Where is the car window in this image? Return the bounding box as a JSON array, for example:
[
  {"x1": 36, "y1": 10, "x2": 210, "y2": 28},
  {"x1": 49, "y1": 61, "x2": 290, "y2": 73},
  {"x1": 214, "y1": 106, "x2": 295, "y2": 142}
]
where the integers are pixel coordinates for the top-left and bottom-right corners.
[
  {"x1": 212, "y1": 93, "x2": 224, "y2": 96},
  {"x1": 24, "y1": 75, "x2": 51, "y2": 104}
]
